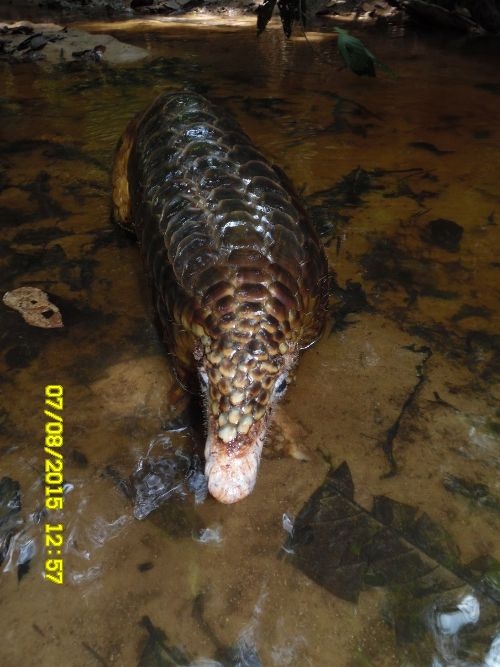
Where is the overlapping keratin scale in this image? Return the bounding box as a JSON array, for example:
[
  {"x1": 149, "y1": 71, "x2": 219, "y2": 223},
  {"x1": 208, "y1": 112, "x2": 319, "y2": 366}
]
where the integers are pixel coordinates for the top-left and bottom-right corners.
[
  {"x1": 122, "y1": 91, "x2": 328, "y2": 500},
  {"x1": 128, "y1": 92, "x2": 327, "y2": 361}
]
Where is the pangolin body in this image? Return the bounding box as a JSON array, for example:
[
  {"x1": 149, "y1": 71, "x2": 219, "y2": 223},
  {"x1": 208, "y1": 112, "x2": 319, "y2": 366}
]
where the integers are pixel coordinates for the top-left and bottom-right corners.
[{"x1": 112, "y1": 91, "x2": 328, "y2": 503}]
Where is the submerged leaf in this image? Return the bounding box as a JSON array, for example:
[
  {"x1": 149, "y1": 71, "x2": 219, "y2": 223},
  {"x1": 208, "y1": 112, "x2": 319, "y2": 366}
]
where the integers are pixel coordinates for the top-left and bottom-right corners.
[
  {"x1": 374, "y1": 496, "x2": 461, "y2": 571},
  {"x1": 284, "y1": 464, "x2": 435, "y2": 602},
  {"x1": 284, "y1": 464, "x2": 500, "y2": 663},
  {"x1": 284, "y1": 464, "x2": 497, "y2": 602},
  {"x1": 3, "y1": 287, "x2": 63, "y2": 328}
]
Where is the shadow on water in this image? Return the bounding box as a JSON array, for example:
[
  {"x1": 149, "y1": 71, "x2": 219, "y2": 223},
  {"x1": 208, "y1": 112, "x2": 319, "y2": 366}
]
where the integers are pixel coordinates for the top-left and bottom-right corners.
[{"x1": 1, "y1": 11, "x2": 500, "y2": 667}]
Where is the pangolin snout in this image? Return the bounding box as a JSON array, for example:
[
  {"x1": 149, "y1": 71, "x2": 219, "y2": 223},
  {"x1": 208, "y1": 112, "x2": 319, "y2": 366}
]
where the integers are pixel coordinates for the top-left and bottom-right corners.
[{"x1": 204, "y1": 425, "x2": 265, "y2": 504}]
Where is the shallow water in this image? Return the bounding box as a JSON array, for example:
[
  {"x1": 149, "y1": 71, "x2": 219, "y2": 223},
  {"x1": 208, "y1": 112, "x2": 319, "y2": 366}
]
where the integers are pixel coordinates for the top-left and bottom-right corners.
[{"x1": 1, "y1": 11, "x2": 500, "y2": 667}]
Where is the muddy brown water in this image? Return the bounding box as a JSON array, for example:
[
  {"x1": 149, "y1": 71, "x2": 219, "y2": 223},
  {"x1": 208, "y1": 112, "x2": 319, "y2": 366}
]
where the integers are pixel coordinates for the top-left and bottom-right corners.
[{"x1": 1, "y1": 12, "x2": 500, "y2": 667}]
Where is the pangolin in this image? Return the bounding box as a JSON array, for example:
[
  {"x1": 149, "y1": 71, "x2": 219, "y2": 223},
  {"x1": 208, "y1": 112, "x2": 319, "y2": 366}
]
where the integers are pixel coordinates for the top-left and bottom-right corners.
[{"x1": 112, "y1": 91, "x2": 328, "y2": 504}]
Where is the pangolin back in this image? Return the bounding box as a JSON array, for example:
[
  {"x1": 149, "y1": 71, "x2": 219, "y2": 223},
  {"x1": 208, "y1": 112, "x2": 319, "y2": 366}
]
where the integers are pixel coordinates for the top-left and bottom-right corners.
[{"x1": 112, "y1": 91, "x2": 328, "y2": 503}]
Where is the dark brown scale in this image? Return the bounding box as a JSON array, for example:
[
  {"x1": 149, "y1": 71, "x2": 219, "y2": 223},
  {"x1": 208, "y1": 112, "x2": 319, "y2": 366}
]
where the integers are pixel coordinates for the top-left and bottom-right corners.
[
  {"x1": 227, "y1": 248, "x2": 268, "y2": 266},
  {"x1": 258, "y1": 328, "x2": 280, "y2": 353},
  {"x1": 214, "y1": 295, "x2": 235, "y2": 314},
  {"x1": 235, "y1": 268, "x2": 266, "y2": 284},
  {"x1": 215, "y1": 198, "x2": 251, "y2": 215},
  {"x1": 238, "y1": 317, "x2": 259, "y2": 333},
  {"x1": 194, "y1": 156, "x2": 235, "y2": 178},
  {"x1": 261, "y1": 210, "x2": 299, "y2": 235},
  {"x1": 246, "y1": 175, "x2": 290, "y2": 200},
  {"x1": 232, "y1": 330, "x2": 253, "y2": 343},
  {"x1": 267, "y1": 296, "x2": 288, "y2": 323},
  {"x1": 220, "y1": 223, "x2": 264, "y2": 249},
  {"x1": 239, "y1": 161, "x2": 278, "y2": 180},
  {"x1": 213, "y1": 210, "x2": 255, "y2": 231},
  {"x1": 220, "y1": 396, "x2": 231, "y2": 412},
  {"x1": 235, "y1": 284, "x2": 269, "y2": 302},
  {"x1": 272, "y1": 227, "x2": 305, "y2": 270},
  {"x1": 182, "y1": 140, "x2": 227, "y2": 161},
  {"x1": 255, "y1": 192, "x2": 298, "y2": 218},
  {"x1": 218, "y1": 378, "x2": 232, "y2": 396},
  {"x1": 202, "y1": 280, "x2": 234, "y2": 306},
  {"x1": 269, "y1": 281, "x2": 298, "y2": 311},
  {"x1": 219, "y1": 312, "x2": 237, "y2": 330},
  {"x1": 257, "y1": 389, "x2": 268, "y2": 405},
  {"x1": 274, "y1": 329, "x2": 286, "y2": 342},
  {"x1": 248, "y1": 339, "x2": 267, "y2": 358},
  {"x1": 247, "y1": 382, "x2": 262, "y2": 399},
  {"x1": 268, "y1": 263, "x2": 298, "y2": 295},
  {"x1": 229, "y1": 145, "x2": 267, "y2": 164},
  {"x1": 262, "y1": 377, "x2": 273, "y2": 390},
  {"x1": 212, "y1": 185, "x2": 245, "y2": 201}
]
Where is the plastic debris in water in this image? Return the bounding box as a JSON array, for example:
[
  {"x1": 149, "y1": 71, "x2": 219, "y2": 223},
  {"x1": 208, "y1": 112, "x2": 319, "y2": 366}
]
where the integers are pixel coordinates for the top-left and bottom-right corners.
[
  {"x1": 485, "y1": 633, "x2": 500, "y2": 667},
  {"x1": 187, "y1": 462, "x2": 209, "y2": 505},
  {"x1": 0, "y1": 477, "x2": 22, "y2": 566},
  {"x1": 282, "y1": 513, "x2": 294, "y2": 536},
  {"x1": 3, "y1": 287, "x2": 63, "y2": 328},
  {"x1": 130, "y1": 434, "x2": 207, "y2": 520},
  {"x1": 435, "y1": 593, "x2": 480, "y2": 635},
  {"x1": 194, "y1": 526, "x2": 223, "y2": 545},
  {"x1": 17, "y1": 537, "x2": 36, "y2": 582}
]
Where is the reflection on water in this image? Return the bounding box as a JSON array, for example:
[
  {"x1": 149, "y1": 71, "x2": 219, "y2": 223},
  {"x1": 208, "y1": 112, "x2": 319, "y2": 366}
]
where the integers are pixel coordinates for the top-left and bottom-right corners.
[{"x1": 1, "y1": 11, "x2": 500, "y2": 667}]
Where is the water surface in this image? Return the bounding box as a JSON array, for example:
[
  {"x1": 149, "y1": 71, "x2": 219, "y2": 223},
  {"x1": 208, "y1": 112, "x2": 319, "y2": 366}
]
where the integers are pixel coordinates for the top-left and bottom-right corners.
[{"x1": 1, "y1": 12, "x2": 500, "y2": 667}]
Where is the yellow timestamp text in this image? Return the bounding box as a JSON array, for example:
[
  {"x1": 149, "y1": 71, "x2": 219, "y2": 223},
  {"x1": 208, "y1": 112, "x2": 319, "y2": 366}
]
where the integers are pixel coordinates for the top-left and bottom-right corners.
[{"x1": 44, "y1": 384, "x2": 64, "y2": 584}]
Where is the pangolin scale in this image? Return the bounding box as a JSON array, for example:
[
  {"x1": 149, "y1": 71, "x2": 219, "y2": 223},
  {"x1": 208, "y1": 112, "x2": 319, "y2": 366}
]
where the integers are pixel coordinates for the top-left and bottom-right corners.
[{"x1": 112, "y1": 91, "x2": 328, "y2": 503}]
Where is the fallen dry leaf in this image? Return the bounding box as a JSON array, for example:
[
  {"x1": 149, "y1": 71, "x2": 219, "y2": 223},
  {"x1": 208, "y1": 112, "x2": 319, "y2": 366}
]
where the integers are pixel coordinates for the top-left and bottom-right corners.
[{"x1": 3, "y1": 287, "x2": 63, "y2": 328}]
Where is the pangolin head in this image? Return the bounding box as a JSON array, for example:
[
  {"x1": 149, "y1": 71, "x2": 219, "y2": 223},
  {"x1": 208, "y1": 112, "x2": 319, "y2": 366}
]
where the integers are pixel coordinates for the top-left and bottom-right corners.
[{"x1": 196, "y1": 332, "x2": 298, "y2": 504}]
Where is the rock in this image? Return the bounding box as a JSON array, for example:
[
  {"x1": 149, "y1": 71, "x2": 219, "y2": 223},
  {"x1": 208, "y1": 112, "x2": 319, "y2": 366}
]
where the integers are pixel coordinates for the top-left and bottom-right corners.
[
  {"x1": 0, "y1": 21, "x2": 148, "y2": 65},
  {"x1": 15, "y1": 33, "x2": 48, "y2": 51}
]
